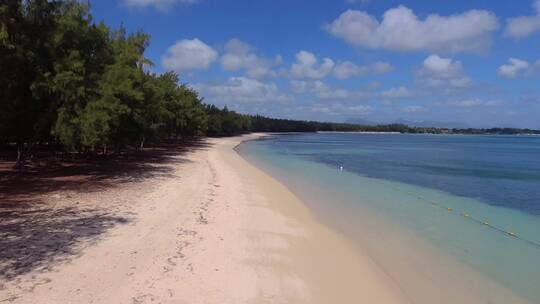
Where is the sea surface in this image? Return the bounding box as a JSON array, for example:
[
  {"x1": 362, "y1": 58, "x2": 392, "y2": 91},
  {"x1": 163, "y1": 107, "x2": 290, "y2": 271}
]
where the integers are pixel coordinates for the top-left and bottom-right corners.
[{"x1": 239, "y1": 133, "x2": 540, "y2": 304}]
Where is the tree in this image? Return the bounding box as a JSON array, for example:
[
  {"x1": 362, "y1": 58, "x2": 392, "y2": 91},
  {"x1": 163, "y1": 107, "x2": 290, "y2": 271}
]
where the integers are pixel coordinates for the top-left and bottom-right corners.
[
  {"x1": 0, "y1": 0, "x2": 61, "y2": 168},
  {"x1": 50, "y1": 2, "x2": 113, "y2": 150}
]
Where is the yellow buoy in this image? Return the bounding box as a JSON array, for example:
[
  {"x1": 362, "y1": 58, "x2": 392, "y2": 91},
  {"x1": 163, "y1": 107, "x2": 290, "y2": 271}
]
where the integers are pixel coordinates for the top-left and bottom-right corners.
[
  {"x1": 447, "y1": 207, "x2": 453, "y2": 212},
  {"x1": 462, "y1": 213, "x2": 469, "y2": 218}
]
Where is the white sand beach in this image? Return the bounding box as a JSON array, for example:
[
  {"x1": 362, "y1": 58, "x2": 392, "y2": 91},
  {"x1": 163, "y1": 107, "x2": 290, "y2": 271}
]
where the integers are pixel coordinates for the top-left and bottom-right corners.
[{"x1": 0, "y1": 135, "x2": 407, "y2": 303}]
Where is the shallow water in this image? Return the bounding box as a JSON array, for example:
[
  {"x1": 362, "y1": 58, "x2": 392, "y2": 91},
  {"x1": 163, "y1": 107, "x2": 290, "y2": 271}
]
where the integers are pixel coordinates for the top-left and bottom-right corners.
[{"x1": 239, "y1": 133, "x2": 540, "y2": 303}]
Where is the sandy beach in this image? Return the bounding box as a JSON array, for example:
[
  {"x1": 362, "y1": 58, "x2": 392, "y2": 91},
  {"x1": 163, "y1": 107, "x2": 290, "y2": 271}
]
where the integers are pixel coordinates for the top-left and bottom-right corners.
[{"x1": 0, "y1": 134, "x2": 407, "y2": 303}]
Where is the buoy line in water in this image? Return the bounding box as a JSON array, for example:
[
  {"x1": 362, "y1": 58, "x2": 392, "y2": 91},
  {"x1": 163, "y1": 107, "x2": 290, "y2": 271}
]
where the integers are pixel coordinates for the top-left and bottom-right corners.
[
  {"x1": 383, "y1": 183, "x2": 540, "y2": 250},
  {"x1": 335, "y1": 165, "x2": 540, "y2": 250}
]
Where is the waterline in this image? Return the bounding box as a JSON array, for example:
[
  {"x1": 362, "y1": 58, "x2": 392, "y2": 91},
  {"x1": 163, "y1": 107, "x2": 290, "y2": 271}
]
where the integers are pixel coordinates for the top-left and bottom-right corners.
[{"x1": 239, "y1": 134, "x2": 540, "y2": 303}]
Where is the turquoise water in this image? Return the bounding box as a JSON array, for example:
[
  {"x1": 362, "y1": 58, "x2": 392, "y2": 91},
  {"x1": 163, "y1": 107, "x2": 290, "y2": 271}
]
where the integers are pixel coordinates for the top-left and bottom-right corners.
[{"x1": 239, "y1": 133, "x2": 540, "y2": 303}]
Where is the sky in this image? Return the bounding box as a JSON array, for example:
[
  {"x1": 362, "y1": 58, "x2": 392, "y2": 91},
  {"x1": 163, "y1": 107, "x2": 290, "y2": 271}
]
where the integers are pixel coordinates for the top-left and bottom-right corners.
[{"x1": 90, "y1": 0, "x2": 540, "y2": 128}]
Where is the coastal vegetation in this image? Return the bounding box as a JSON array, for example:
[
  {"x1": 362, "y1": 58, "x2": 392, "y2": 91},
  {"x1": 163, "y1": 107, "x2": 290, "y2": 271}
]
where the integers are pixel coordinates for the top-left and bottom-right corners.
[{"x1": 1, "y1": 1, "x2": 539, "y2": 169}]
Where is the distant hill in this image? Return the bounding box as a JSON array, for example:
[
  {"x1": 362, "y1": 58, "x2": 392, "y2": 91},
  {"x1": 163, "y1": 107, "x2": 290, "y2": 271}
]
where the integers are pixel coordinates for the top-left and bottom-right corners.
[{"x1": 344, "y1": 118, "x2": 379, "y2": 126}]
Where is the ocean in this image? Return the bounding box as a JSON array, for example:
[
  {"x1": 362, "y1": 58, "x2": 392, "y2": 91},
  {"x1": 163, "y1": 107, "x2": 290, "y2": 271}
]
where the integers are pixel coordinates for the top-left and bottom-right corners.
[{"x1": 238, "y1": 133, "x2": 540, "y2": 304}]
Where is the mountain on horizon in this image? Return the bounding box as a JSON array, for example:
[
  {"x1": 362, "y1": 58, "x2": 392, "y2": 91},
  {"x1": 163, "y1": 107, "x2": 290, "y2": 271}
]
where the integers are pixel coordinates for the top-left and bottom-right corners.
[{"x1": 344, "y1": 118, "x2": 379, "y2": 126}]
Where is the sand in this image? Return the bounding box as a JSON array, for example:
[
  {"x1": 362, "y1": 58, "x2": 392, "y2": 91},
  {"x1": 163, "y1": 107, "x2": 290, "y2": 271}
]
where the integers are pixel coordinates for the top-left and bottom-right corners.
[{"x1": 0, "y1": 134, "x2": 408, "y2": 303}]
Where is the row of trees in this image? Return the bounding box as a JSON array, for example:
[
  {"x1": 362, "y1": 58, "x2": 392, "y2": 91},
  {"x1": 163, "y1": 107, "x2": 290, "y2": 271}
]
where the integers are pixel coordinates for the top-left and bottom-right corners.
[
  {"x1": 2, "y1": 1, "x2": 538, "y2": 168},
  {"x1": 1, "y1": 1, "x2": 215, "y2": 167}
]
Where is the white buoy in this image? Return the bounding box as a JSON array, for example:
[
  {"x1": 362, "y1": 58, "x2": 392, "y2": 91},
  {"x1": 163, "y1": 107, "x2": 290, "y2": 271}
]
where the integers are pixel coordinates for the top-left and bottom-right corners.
[{"x1": 339, "y1": 165, "x2": 344, "y2": 171}]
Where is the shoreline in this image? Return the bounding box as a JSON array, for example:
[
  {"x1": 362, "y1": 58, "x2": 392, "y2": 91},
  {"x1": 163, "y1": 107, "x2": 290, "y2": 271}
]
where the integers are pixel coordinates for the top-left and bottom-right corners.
[
  {"x1": 1, "y1": 134, "x2": 408, "y2": 303},
  {"x1": 227, "y1": 134, "x2": 409, "y2": 303},
  {"x1": 238, "y1": 133, "x2": 534, "y2": 304}
]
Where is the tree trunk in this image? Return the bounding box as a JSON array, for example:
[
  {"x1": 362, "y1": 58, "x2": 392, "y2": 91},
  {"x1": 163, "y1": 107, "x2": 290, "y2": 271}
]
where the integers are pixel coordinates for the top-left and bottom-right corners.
[
  {"x1": 139, "y1": 137, "x2": 145, "y2": 150},
  {"x1": 14, "y1": 141, "x2": 25, "y2": 172}
]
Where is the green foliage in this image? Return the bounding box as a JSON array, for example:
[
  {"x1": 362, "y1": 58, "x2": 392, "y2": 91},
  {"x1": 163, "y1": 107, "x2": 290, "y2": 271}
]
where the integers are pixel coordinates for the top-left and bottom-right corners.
[
  {"x1": 1, "y1": 0, "x2": 537, "y2": 163},
  {"x1": 0, "y1": 0, "x2": 60, "y2": 144},
  {"x1": 205, "y1": 105, "x2": 251, "y2": 136},
  {"x1": 0, "y1": 0, "x2": 210, "y2": 156}
]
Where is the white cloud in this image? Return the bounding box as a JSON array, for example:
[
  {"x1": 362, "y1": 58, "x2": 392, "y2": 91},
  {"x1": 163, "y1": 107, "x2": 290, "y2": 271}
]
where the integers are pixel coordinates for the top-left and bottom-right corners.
[
  {"x1": 314, "y1": 82, "x2": 355, "y2": 99},
  {"x1": 417, "y1": 55, "x2": 471, "y2": 88},
  {"x1": 371, "y1": 61, "x2": 394, "y2": 74},
  {"x1": 498, "y1": 58, "x2": 530, "y2": 78},
  {"x1": 289, "y1": 80, "x2": 310, "y2": 94},
  {"x1": 290, "y1": 80, "x2": 368, "y2": 100},
  {"x1": 348, "y1": 105, "x2": 373, "y2": 114},
  {"x1": 504, "y1": 0, "x2": 540, "y2": 38},
  {"x1": 402, "y1": 105, "x2": 426, "y2": 113},
  {"x1": 122, "y1": 0, "x2": 198, "y2": 10},
  {"x1": 380, "y1": 86, "x2": 411, "y2": 99},
  {"x1": 289, "y1": 51, "x2": 392, "y2": 80},
  {"x1": 195, "y1": 77, "x2": 292, "y2": 104},
  {"x1": 326, "y1": 6, "x2": 499, "y2": 53},
  {"x1": 422, "y1": 55, "x2": 462, "y2": 76},
  {"x1": 311, "y1": 103, "x2": 373, "y2": 115},
  {"x1": 162, "y1": 39, "x2": 217, "y2": 71},
  {"x1": 220, "y1": 39, "x2": 279, "y2": 79},
  {"x1": 445, "y1": 98, "x2": 501, "y2": 108},
  {"x1": 290, "y1": 51, "x2": 335, "y2": 79},
  {"x1": 333, "y1": 61, "x2": 368, "y2": 79},
  {"x1": 332, "y1": 61, "x2": 393, "y2": 79},
  {"x1": 290, "y1": 80, "x2": 351, "y2": 99}
]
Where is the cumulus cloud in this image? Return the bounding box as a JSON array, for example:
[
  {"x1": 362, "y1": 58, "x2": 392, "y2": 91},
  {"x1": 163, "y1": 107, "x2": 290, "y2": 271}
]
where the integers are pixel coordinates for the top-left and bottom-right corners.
[
  {"x1": 290, "y1": 51, "x2": 335, "y2": 79},
  {"x1": 289, "y1": 51, "x2": 391, "y2": 80},
  {"x1": 162, "y1": 39, "x2": 217, "y2": 72},
  {"x1": 402, "y1": 105, "x2": 426, "y2": 113},
  {"x1": 326, "y1": 6, "x2": 499, "y2": 53},
  {"x1": 380, "y1": 86, "x2": 411, "y2": 99},
  {"x1": 195, "y1": 77, "x2": 292, "y2": 104},
  {"x1": 333, "y1": 61, "x2": 367, "y2": 79},
  {"x1": 505, "y1": 0, "x2": 540, "y2": 38},
  {"x1": 311, "y1": 103, "x2": 373, "y2": 115},
  {"x1": 416, "y1": 55, "x2": 471, "y2": 89},
  {"x1": 313, "y1": 83, "x2": 356, "y2": 99},
  {"x1": 290, "y1": 80, "x2": 370, "y2": 101},
  {"x1": 348, "y1": 105, "x2": 373, "y2": 114},
  {"x1": 445, "y1": 98, "x2": 501, "y2": 108},
  {"x1": 498, "y1": 58, "x2": 530, "y2": 78},
  {"x1": 371, "y1": 61, "x2": 394, "y2": 74},
  {"x1": 332, "y1": 61, "x2": 393, "y2": 79},
  {"x1": 220, "y1": 39, "x2": 279, "y2": 79},
  {"x1": 290, "y1": 80, "x2": 355, "y2": 99},
  {"x1": 122, "y1": 0, "x2": 198, "y2": 10}
]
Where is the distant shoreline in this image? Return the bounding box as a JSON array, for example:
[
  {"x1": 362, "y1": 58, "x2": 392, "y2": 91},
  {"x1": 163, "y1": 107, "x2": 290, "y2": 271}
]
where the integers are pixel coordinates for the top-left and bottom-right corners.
[
  {"x1": 317, "y1": 131, "x2": 401, "y2": 134},
  {"x1": 316, "y1": 130, "x2": 540, "y2": 136}
]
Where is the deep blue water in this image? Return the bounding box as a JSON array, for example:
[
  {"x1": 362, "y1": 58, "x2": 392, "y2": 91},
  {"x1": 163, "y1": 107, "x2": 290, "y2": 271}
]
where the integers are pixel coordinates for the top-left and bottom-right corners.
[{"x1": 264, "y1": 133, "x2": 540, "y2": 215}]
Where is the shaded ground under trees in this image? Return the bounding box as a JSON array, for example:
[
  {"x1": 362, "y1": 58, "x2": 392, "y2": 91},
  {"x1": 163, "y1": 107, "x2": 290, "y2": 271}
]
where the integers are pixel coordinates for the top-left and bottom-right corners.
[{"x1": 0, "y1": 139, "x2": 211, "y2": 281}]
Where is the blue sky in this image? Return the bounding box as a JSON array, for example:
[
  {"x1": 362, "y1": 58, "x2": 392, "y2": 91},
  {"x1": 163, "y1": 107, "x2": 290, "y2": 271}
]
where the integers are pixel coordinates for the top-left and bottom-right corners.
[{"x1": 91, "y1": 0, "x2": 540, "y2": 128}]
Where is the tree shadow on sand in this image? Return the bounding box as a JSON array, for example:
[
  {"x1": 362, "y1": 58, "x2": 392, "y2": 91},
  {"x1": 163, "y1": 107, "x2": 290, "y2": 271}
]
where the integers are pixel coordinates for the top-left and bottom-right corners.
[
  {"x1": 0, "y1": 139, "x2": 213, "y2": 197},
  {"x1": 0, "y1": 202, "x2": 130, "y2": 280},
  {"x1": 0, "y1": 139, "x2": 212, "y2": 280}
]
